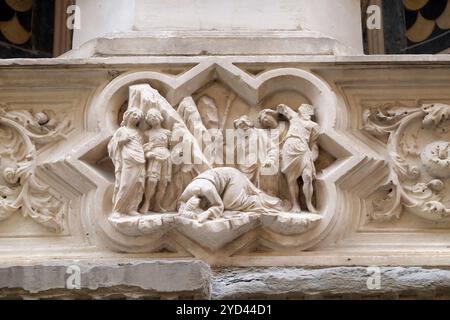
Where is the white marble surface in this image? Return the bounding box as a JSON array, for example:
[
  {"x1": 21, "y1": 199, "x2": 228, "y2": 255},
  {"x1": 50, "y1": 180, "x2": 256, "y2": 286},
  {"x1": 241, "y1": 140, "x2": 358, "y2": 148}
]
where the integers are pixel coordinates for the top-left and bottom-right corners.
[{"x1": 72, "y1": 0, "x2": 363, "y2": 54}]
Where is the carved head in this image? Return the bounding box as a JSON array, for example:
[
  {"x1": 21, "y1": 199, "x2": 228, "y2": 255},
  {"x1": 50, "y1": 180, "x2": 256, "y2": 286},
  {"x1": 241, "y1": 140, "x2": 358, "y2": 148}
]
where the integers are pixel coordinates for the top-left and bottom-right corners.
[
  {"x1": 179, "y1": 192, "x2": 204, "y2": 219},
  {"x1": 185, "y1": 196, "x2": 202, "y2": 211},
  {"x1": 258, "y1": 109, "x2": 278, "y2": 129},
  {"x1": 121, "y1": 108, "x2": 144, "y2": 127},
  {"x1": 298, "y1": 104, "x2": 315, "y2": 120},
  {"x1": 145, "y1": 108, "x2": 164, "y2": 128},
  {"x1": 234, "y1": 115, "x2": 255, "y2": 130}
]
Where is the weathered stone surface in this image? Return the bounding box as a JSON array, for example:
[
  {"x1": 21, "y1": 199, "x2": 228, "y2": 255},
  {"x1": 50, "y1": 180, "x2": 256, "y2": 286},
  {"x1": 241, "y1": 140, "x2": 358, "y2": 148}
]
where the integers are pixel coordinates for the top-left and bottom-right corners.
[
  {"x1": 0, "y1": 261, "x2": 211, "y2": 299},
  {"x1": 3, "y1": 263, "x2": 450, "y2": 299},
  {"x1": 64, "y1": 31, "x2": 354, "y2": 58},
  {"x1": 212, "y1": 267, "x2": 450, "y2": 300}
]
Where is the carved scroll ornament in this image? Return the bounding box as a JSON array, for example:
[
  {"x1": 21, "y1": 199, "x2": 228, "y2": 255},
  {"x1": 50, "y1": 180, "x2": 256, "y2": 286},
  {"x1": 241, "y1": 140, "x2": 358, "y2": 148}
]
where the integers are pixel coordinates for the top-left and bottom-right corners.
[
  {"x1": 0, "y1": 104, "x2": 71, "y2": 232},
  {"x1": 364, "y1": 103, "x2": 450, "y2": 222}
]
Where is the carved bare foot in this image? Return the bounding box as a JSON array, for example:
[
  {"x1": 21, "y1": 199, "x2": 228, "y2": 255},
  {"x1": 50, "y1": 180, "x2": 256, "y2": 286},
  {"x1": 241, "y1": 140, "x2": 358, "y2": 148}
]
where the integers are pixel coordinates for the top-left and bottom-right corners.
[
  {"x1": 291, "y1": 205, "x2": 302, "y2": 213},
  {"x1": 307, "y1": 204, "x2": 318, "y2": 214},
  {"x1": 153, "y1": 205, "x2": 167, "y2": 213},
  {"x1": 139, "y1": 205, "x2": 149, "y2": 215},
  {"x1": 128, "y1": 211, "x2": 142, "y2": 217}
]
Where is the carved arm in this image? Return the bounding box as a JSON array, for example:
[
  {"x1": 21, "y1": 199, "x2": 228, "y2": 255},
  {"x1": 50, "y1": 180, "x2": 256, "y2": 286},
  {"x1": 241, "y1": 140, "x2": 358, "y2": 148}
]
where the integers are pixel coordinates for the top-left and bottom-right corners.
[
  {"x1": 200, "y1": 187, "x2": 225, "y2": 221},
  {"x1": 277, "y1": 104, "x2": 296, "y2": 120}
]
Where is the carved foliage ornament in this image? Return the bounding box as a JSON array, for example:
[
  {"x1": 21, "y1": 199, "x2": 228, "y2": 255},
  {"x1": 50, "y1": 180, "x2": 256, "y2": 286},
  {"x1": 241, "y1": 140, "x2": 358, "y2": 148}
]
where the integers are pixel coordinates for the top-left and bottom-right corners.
[
  {"x1": 0, "y1": 103, "x2": 71, "y2": 232},
  {"x1": 364, "y1": 103, "x2": 450, "y2": 222}
]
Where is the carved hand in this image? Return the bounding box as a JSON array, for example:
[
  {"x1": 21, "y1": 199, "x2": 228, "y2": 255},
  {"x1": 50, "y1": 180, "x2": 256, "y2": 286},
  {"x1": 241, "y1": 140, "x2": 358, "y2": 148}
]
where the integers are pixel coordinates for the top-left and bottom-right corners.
[
  {"x1": 277, "y1": 104, "x2": 289, "y2": 113},
  {"x1": 119, "y1": 137, "x2": 131, "y2": 146},
  {"x1": 277, "y1": 104, "x2": 294, "y2": 120}
]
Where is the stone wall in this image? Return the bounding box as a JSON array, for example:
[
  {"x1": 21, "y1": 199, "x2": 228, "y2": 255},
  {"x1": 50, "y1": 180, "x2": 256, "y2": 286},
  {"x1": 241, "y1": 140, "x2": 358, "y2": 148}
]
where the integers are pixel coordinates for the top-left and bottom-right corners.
[{"x1": 1, "y1": 0, "x2": 450, "y2": 299}]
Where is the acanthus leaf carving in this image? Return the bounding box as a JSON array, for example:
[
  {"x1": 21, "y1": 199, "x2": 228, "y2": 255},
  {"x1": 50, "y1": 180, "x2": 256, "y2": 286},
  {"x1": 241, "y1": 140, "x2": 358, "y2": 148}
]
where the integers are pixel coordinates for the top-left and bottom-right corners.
[
  {"x1": 364, "y1": 103, "x2": 450, "y2": 222},
  {"x1": 422, "y1": 103, "x2": 450, "y2": 129},
  {"x1": 362, "y1": 102, "x2": 416, "y2": 138},
  {"x1": 0, "y1": 103, "x2": 71, "y2": 232}
]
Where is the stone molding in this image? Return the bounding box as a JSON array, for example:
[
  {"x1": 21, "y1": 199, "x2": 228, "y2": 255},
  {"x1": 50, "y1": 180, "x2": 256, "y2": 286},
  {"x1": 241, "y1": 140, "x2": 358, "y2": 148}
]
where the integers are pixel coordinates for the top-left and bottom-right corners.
[{"x1": 62, "y1": 31, "x2": 356, "y2": 59}]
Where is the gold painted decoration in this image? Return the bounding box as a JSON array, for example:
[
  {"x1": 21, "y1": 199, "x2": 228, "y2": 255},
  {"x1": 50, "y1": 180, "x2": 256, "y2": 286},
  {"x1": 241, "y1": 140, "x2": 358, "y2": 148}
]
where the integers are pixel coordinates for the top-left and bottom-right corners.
[
  {"x1": 0, "y1": 13, "x2": 31, "y2": 45},
  {"x1": 406, "y1": 12, "x2": 436, "y2": 43},
  {"x1": 5, "y1": 0, "x2": 33, "y2": 12},
  {"x1": 403, "y1": 0, "x2": 429, "y2": 11}
]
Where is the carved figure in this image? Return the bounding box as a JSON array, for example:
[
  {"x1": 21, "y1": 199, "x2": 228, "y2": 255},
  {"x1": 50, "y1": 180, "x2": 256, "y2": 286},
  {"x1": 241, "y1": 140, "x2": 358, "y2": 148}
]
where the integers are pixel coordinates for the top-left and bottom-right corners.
[
  {"x1": 178, "y1": 167, "x2": 287, "y2": 223},
  {"x1": 108, "y1": 108, "x2": 146, "y2": 216},
  {"x1": 277, "y1": 104, "x2": 320, "y2": 213},
  {"x1": 140, "y1": 109, "x2": 172, "y2": 214},
  {"x1": 234, "y1": 115, "x2": 280, "y2": 190},
  {"x1": 234, "y1": 115, "x2": 259, "y2": 183},
  {"x1": 257, "y1": 109, "x2": 288, "y2": 197}
]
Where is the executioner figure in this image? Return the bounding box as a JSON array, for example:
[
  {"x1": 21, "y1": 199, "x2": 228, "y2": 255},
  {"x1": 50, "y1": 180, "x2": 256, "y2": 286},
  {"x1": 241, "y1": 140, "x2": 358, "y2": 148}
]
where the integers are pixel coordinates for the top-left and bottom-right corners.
[{"x1": 277, "y1": 103, "x2": 321, "y2": 213}]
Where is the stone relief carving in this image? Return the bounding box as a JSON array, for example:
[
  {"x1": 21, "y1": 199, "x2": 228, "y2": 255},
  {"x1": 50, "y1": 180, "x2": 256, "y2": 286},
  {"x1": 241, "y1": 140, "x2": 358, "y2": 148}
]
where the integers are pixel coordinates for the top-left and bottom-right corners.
[
  {"x1": 107, "y1": 84, "x2": 325, "y2": 249},
  {"x1": 233, "y1": 115, "x2": 277, "y2": 189},
  {"x1": 363, "y1": 103, "x2": 450, "y2": 221},
  {"x1": 0, "y1": 104, "x2": 71, "y2": 232},
  {"x1": 108, "y1": 108, "x2": 146, "y2": 217},
  {"x1": 141, "y1": 109, "x2": 173, "y2": 214},
  {"x1": 278, "y1": 104, "x2": 320, "y2": 213},
  {"x1": 178, "y1": 167, "x2": 289, "y2": 223}
]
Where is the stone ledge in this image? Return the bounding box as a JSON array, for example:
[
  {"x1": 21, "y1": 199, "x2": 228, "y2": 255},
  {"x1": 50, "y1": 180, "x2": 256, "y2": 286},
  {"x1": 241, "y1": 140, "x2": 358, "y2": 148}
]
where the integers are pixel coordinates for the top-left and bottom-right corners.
[
  {"x1": 212, "y1": 267, "x2": 450, "y2": 300},
  {"x1": 62, "y1": 31, "x2": 355, "y2": 58},
  {"x1": 0, "y1": 261, "x2": 211, "y2": 300},
  {"x1": 2, "y1": 263, "x2": 450, "y2": 299},
  {"x1": 1, "y1": 55, "x2": 450, "y2": 68}
]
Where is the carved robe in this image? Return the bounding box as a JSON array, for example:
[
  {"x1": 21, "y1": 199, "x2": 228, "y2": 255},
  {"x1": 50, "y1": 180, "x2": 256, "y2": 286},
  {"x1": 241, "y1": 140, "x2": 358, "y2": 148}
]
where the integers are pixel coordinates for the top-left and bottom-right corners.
[
  {"x1": 236, "y1": 128, "x2": 280, "y2": 187},
  {"x1": 108, "y1": 126, "x2": 146, "y2": 214},
  {"x1": 178, "y1": 167, "x2": 287, "y2": 219}
]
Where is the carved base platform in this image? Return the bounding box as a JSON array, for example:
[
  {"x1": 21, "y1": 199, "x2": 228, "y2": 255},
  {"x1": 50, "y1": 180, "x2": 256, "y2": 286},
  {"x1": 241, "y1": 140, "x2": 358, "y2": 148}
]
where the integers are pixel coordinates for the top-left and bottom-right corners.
[
  {"x1": 176, "y1": 214, "x2": 260, "y2": 251},
  {"x1": 261, "y1": 212, "x2": 323, "y2": 236},
  {"x1": 109, "y1": 212, "x2": 177, "y2": 237},
  {"x1": 108, "y1": 212, "x2": 323, "y2": 251}
]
